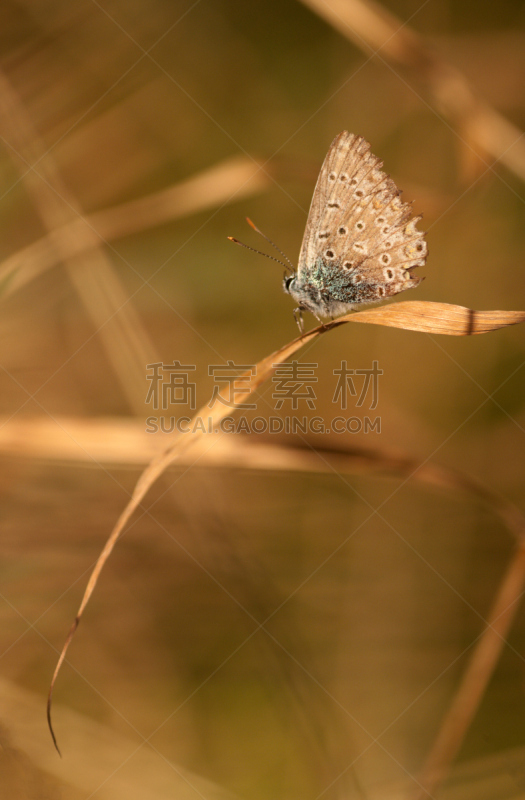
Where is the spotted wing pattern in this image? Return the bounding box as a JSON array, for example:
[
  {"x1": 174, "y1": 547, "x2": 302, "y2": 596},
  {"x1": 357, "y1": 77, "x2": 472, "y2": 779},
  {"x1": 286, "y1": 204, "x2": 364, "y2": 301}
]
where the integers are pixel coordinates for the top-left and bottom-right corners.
[{"x1": 297, "y1": 131, "x2": 427, "y2": 304}]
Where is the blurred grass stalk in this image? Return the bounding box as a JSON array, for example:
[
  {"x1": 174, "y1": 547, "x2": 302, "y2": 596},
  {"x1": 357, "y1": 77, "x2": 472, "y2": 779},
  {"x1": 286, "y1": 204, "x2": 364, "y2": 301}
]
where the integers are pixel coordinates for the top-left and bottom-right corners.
[
  {"x1": 0, "y1": 154, "x2": 270, "y2": 300},
  {"x1": 0, "y1": 69, "x2": 155, "y2": 413},
  {"x1": 299, "y1": 0, "x2": 525, "y2": 180},
  {"x1": 0, "y1": 68, "x2": 269, "y2": 413}
]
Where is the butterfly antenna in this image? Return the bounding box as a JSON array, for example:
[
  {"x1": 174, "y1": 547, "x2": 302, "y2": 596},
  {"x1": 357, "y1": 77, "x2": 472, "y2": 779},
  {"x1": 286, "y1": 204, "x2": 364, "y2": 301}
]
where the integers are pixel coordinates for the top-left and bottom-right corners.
[
  {"x1": 246, "y1": 217, "x2": 295, "y2": 273},
  {"x1": 228, "y1": 236, "x2": 292, "y2": 272}
]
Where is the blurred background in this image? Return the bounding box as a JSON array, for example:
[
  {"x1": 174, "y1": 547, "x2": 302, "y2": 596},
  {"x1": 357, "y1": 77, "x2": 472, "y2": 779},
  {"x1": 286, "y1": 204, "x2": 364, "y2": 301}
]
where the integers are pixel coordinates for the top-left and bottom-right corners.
[{"x1": 1, "y1": 1, "x2": 525, "y2": 798}]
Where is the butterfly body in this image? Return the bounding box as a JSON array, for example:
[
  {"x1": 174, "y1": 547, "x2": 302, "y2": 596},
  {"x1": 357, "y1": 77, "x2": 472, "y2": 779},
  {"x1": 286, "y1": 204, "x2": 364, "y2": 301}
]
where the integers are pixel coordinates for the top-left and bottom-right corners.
[
  {"x1": 284, "y1": 131, "x2": 427, "y2": 328},
  {"x1": 284, "y1": 257, "x2": 383, "y2": 319}
]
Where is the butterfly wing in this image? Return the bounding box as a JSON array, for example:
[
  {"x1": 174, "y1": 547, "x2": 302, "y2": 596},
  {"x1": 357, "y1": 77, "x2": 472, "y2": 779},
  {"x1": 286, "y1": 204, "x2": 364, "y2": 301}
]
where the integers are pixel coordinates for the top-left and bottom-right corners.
[{"x1": 297, "y1": 131, "x2": 426, "y2": 304}]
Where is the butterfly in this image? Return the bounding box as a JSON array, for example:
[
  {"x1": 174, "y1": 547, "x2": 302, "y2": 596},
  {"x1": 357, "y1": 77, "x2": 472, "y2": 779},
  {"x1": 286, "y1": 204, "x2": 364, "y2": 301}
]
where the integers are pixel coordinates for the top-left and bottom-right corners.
[{"x1": 230, "y1": 131, "x2": 427, "y2": 332}]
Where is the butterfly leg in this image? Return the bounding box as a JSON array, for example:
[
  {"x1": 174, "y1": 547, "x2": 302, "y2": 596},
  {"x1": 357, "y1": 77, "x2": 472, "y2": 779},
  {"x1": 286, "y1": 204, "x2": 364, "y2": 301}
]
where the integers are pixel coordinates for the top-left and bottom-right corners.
[{"x1": 293, "y1": 307, "x2": 305, "y2": 334}]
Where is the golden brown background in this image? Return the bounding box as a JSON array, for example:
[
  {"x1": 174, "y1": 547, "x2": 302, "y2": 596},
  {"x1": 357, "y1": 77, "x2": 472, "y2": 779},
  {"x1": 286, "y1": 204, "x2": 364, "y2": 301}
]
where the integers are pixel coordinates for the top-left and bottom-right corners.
[{"x1": 1, "y1": 1, "x2": 525, "y2": 798}]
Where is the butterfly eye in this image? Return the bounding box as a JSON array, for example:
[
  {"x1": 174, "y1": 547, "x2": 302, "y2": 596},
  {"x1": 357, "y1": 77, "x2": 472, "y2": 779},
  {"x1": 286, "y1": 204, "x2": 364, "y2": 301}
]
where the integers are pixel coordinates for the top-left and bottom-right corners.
[
  {"x1": 327, "y1": 202, "x2": 340, "y2": 209},
  {"x1": 338, "y1": 226, "x2": 347, "y2": 235},
  {"x1": 328, "y1": 172, "x2": 337, "y2": 181},
  {"x1": 354, "y1": 189, "x2": 364, "y2": 198},
  {"x1": 355, "y1": 221, "x2": 365, "y2": 231},
  {"x1": 318, "y1": 232, "x2": 329, "y2": 239},
  {"x1": 381, "y1": 253, "x2": 391, "y2": 265},
  {"x1": 339, "y1": 173, "x2": 348, "y2": 182},
  {"x1": 350, "y1": 178, "x2": 358, "y2": 186},
  {"x1": 385, "y1": 269, "x2": 394, "y2": 280},
  {"x1": 416, "y1": 242, "x2": 425, "y2": 252},
  {"x1": 343, "y1": 261, "x2": 354, "y2": 269},
  {"x1": 325, "y1": 249, "x2": 335, "y2": 259}
]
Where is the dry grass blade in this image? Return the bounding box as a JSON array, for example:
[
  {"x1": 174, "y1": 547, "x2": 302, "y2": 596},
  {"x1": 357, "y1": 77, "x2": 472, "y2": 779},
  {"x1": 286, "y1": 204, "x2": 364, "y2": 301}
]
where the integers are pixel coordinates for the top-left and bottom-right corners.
[
  {"x1": 336, "y1": 301, "x2": 525, "y2": 334},
  {"x1": 46, "y1": 324, "x2": 317, "y2": 751},
  {"x1": 282, "y1": 442, "x2": 525, "y2": 799},
  {"x1": 281, "y1": 441, "x2": 525, "y2": 542},
  {"x1": 2, "y1": 418, "x2": 524, "y2": 540},
  {"x1": 47, "y1": 299, "x2": 525, "y2": 750},
  {"x1": 0, "y1": 155, "x2": 269, "y2": 300},
  {"x1": 411, "y1": 539, "x2": 525, "y2": 800},
  {"x1": 91, "y1": 155, "x2": 270, "y2": 242},
  {"x1": 299, "y1": 0, "x2": 525, "y2": 180}
]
